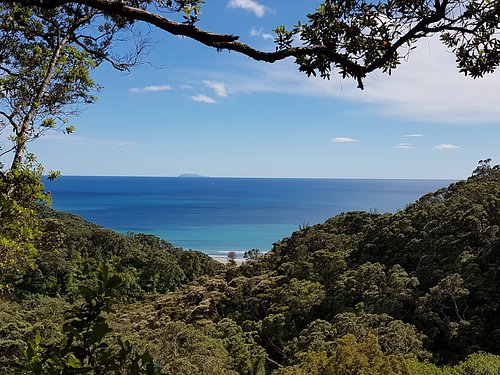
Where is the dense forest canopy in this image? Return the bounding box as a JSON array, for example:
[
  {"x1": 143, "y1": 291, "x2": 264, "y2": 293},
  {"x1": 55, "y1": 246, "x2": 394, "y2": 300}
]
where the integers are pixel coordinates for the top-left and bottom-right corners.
[
  {"x1": 1, "y1": 1, "x2": 500, "y2": 373},
  {"x1": 1, "y1": 161, "x2": 500, "y2": 373}
]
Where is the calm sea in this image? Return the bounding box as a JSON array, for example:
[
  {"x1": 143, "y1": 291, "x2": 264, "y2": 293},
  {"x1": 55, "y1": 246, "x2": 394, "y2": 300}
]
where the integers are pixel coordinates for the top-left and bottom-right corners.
[{"x1": 44, "y1": 176, "x2": 454, "y2": 259}]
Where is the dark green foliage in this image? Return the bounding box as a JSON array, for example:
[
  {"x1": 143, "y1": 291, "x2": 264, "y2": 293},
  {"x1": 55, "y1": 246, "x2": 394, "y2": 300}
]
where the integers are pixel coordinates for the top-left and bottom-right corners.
[
  {"x1": 132, "y1": 161, "x2": 500, "y2": 372},
  {"x1": 109, "y1": 310, "x2": 259, "y2": 374},
  {"x1": 0, "y1": 156, "x2": 61, "y2": 291},
  {"x1": 3, "y1": 0, "x2": 500, "y2": 370},
  {"x1": 348, "y1": 161, "x2": 500, "y2": 360},
  {"x1": 12, "y1": 207, "x2": 221, "y2": 299},
  {"x1": 139, "y1": 321, "x2": 236, "y2": 375},
  {"x1": 405, "y1": 352, "x2": 500, "y2": 374},
  {"x1": 15, "y1": 263, "x2": 158, "y2": 374},
  {"x1": 215, "y1": 319, "x2": 267, "y2": 375},
  {"x1": 0, "y1": 297, "x2": 67, "y2": 373},
  {"x1": 273, "y1": 1, "x2": 500, "y2": 87},
  {"x1": 275, "y1": 333, "x2": 410, "y2": 375},
  {"x1": 4, "y1": 161, "x2": 500, "y2": 374}
]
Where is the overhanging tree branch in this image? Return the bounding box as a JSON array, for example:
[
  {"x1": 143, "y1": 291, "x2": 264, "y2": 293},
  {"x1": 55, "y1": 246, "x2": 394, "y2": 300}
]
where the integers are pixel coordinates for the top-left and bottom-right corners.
[
  {"x1": 9, "y1": 0, "x2": 357, "y2": 61},
  {"x1": 4, "y1": 0, "x2": 498, "y2": 91}
]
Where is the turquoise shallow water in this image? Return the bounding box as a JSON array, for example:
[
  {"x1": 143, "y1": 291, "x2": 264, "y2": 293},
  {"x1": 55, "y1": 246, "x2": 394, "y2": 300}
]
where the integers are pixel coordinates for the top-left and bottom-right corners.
[{"x1": 44, "y1": 176, "x2": 454, "y2": 257}]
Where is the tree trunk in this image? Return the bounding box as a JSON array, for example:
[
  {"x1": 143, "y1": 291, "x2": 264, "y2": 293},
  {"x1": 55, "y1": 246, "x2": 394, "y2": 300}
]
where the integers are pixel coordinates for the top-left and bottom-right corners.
[
  {"x1": 10, "y1": 129, "x2": 28, "y2": 171},
  {"x1": 9, "y1": 36, "x2": 69, "y2": 171}
]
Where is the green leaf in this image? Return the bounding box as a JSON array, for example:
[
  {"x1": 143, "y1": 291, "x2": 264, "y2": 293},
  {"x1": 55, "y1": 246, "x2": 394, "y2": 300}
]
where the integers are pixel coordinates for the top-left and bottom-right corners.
[
  {"x1": 99, "y1": 262, "x2": 109, "y2": 284},
  {"x1": 89, "y1": 321, "x2": 110, "y2": 346},
  {"x1": 40, "y1": 117, "x2": 56, "y2": 128},
  {"x1": 78, "y1": 285, "x2": 95, "y2": 302},
  {"x1": 47, "y1": 170, "x2": 61, "y2": 181},
  {"x1": 105, "y1": 275, "x2": 122, "y2": 291},
  {"x1": 67, "y1": 355, "x2": 83, "y2": 368}
]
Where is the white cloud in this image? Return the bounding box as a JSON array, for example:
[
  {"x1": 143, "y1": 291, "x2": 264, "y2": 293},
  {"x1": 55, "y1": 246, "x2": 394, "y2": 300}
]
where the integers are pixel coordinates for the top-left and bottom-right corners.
[
  {"x1": 394, "y1": 143, "x2": 414, "y2": 149},
  {"x1": 250, "y1": 27, "x2": 273, "y2": 41},
  {"x1": 433, "y1": 143, "x2": 460, "y2": 150},
  {"x1": 219, "y1": 36, "x2": 500, "y2": 125},
  {"x1": 203, "y1": 80, "x2": 228, "y2": 97},
  {"x1": 40, "y1": 134, "x2": 137, "y2": 147},
  {"x1": 403, "y1": 134, "x2": 423, "y2": 138},
  {"x1": 332, "y1": 137, "x2": 358, "y2": 143},
  {"x1": 129, "y1": 85, "x2": 172, "y2": 93},
  {"x1": 228, "y1": 0, "x2": 268, "y2": 17},
  {"x1": 341, "y1": 38, "x2": 500, "y2": 124},
  {"x1": 191, "y1": 94, "x2": 216, "y2": 104},
  {"x1": 250, "y1": 27, "x2": 260, "y2": 37}
]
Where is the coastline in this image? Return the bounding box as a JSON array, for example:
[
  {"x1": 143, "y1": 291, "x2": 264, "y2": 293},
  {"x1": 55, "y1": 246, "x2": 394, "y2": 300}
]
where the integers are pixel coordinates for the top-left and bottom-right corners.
[{"x1": 209, "y1": 254, "x2": 247, "y2": 264}]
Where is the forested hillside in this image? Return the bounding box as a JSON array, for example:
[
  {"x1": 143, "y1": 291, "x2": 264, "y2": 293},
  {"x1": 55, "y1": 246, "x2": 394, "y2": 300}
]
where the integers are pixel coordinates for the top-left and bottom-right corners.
[
  {"x1": 1, "y1": 161, "x2": 500, "y2": 374},
  {"x1": 2, "y1": 1, "x2": 500, "y2": 373}
]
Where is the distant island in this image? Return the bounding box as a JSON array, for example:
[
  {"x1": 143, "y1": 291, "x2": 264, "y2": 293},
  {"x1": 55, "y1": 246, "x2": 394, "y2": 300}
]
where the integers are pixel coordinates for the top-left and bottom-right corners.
[{"x1": 177, "y1": 173, "x2": 207, "y2": 178}]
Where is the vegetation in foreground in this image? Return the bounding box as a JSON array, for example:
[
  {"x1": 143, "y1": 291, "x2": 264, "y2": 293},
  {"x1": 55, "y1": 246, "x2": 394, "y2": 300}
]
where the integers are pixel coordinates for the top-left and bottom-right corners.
[
  {"x1": 2, "y1": 1, "x2": 500, "y2": 373},
  {"x1": 1, "y1": 160, "x2": 500, "y2": 374}
]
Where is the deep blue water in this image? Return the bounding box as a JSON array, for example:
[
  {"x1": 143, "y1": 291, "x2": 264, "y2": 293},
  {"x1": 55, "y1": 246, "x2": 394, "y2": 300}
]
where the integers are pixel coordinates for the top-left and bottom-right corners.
[{"x1": 44, "y1": 176, "x2": 454, "y2": 259}]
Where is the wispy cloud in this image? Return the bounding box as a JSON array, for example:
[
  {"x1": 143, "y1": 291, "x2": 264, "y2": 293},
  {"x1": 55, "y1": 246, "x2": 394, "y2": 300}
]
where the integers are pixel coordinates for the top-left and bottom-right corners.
[
  {"x1": 338, "y1": 38, "x2": 500, "y2": 124},
  {"x1": 216, "y1": 36, "x2": 500, "y2": 125},
  {"x1": 433, "y1": 143, "x2": 460, "y2": 150},
  {"x1": 40, "y1": 134, "x2": 137, "y2": 147},
  {"x1": 191, "y1": 94, "x2": 216, "y2": 104},
  {"x1": 129, "y1": 85, "x2": 172, "y2": 93},
  {"x1": 203, "y1": 80, "x2": 228, "y2": 97},
  {"x1": 332, "y1": 137, "x2": 358, "y2": 143},
  {"x1": 250, "y1": 27, "x2": 273, "y2": 41},
  {"x1": 227, "y1": 0, "x2": 268, "y2": 17},
  {"x1": 394, "y1": 143, "x2": 414, "y2": 149},
  {"x1": 403, "y1": 134, "x2": 423, "y2": 138}
]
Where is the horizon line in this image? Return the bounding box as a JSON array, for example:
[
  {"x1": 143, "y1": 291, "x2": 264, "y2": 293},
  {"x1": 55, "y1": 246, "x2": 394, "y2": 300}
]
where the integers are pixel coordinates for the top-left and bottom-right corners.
[{"x1": 42, "y1": 174, "x2": 461, "y2": 181}]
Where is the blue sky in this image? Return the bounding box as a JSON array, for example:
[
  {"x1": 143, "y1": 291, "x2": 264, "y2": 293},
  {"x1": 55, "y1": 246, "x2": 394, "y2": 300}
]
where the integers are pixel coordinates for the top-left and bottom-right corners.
[{"x1": 30, "y1": 0, "x2": 500, "y2": 179}]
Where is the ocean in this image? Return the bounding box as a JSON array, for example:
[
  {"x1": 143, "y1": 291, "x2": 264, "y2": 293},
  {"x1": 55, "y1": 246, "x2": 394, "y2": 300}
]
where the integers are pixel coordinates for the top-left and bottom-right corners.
[{"x1": 44, "y1": 176, "x2": 454, "y2": 260}]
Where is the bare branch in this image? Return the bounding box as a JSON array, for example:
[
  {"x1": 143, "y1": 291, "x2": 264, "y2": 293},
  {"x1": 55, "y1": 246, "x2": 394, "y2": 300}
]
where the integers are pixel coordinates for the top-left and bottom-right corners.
[
  {"x1": 7, "y1": 0, "x2": 366, "y2": 77},
  {"x1": 0, "y1": 110, "x2": 18, "y2": 130},
  {"x1": 0, "y1": 144, "x2": 16, "y2": 157},
  {"x1": 0, "y1": 65, "x2": 20, "y2": 77}
]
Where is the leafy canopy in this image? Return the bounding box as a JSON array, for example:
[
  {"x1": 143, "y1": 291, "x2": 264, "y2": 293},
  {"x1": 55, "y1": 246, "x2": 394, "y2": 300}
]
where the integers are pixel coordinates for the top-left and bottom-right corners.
[{"x1": 3, "y1": 0, "x2": 500, "y2": 89}]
